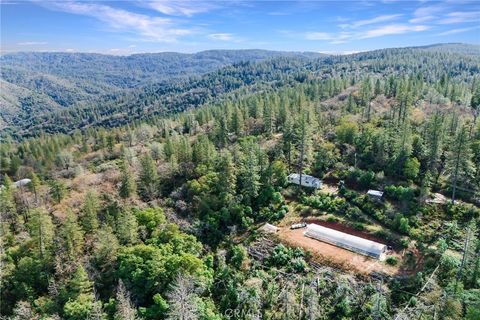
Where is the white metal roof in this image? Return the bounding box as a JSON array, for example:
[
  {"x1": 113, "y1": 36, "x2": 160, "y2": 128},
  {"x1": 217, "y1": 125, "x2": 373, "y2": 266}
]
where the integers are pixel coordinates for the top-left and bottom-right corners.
[
  {"x1": 367, "y1": 190, "x2": 384, "y2": 197},
  {"x1": 288, "y1": 173, "x2": 321, "y2": 183},
  {"x1": 305, "y1": 224, "x2": 386, "y2": 256},
  {"x1": 14, "y1": 179, "x2": 31, "y2": 187}
]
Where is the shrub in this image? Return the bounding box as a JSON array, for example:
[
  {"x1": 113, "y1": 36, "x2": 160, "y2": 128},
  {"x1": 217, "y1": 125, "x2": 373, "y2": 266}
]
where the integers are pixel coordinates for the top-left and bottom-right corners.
[{"x1": 386, "y1": 256, "x2": 398, "y2": 266}]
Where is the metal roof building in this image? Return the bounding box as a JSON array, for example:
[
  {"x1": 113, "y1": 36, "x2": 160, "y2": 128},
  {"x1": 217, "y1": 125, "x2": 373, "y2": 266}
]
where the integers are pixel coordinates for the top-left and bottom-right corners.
[
  {"x1": 287, "y1": 173, "x2": 322, "y2": 188},
  {"x1": 14, "y1": 179, "x2": 31, "y2": 188},
  {"x1": 367, "y1": 190, "x2": 384, "y2": 199},
  {"x1": 304, "y1": 224, "x2": 387, "y2": 260}
]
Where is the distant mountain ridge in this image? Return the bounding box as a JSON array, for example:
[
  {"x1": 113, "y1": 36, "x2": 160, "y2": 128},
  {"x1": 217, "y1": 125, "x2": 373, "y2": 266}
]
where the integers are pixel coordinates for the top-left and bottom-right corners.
[
  {"x1": 416, "y1": 43, "x2": 480, "y2": 56},
  {"x1": 0, "y1": 49, "x2": 325, "y2": 130},
  {"x1": 1, "y1": 44, "x2": 478, "y2": 138}
]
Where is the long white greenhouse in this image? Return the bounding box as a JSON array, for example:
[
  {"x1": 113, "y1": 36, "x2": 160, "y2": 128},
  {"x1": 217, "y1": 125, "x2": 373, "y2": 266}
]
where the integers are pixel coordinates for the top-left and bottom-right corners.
[{"x1": 304, "y1": 224, "x2": 387, "y2": 260}]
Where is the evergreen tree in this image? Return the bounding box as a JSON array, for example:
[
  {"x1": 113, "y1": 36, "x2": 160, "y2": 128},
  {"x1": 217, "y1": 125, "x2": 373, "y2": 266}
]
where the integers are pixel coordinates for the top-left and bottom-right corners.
[
  {"x1": 49, "y1": 180, "x2": 67, "y2": 204},
  {"x1": 138, "y1": 154, "x2": 158, "y2": 201},
  {"x1": 119, "y1": 163, "x2": 137, "y2": 199},
  {"x1": 0, "y1": 175, "x2": 17, "y2": 227},
  {"x1": 60, "y1": 211, "x2": 84, "y2": 262},
  {"x1": 81, "y1": 190, "x2": 100, "y2": 233},
  {"x1": 27, "y1": 209, "x2": 54, "y2": 259},
  {"x1": 116, "y1": 210, "x2": 138, "y2": 245},
  {"x1": 238, "y1": 140, "x2": 260, "y2": 205},
  {"x1": 447, "y1": 125, "x2": 474, "y2": 202}
]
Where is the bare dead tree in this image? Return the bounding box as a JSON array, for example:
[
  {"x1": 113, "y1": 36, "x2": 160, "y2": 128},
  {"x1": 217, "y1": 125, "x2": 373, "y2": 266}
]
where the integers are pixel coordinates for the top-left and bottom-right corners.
[
  {"x1": 115, "y1": 280, "x2": 138, "y2": 320},
  {"x1": 166, "y1": 274, "x2": 199, "y2": 320}
]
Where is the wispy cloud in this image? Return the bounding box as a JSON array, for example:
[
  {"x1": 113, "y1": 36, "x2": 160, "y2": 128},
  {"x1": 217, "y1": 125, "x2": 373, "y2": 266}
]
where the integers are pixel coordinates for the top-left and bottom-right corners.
[
  {"x1": 305, "y1": 31, "x2": 352, "y2": 42},
  {"x1": 437, "y1": 26, "x2": 479, "y2": 36},
  {"x1": 41, "y1": 1, "x2": 192, "y2": 42},
  {"x1": 410, "y1": 4, "x2": 446, "y2": 23},
  {"x1": 439, "y1": 11, "x2": 480, "y2": 24},
  {"x1": 304, "y1": 23, "x2": 429, "y2": 43},
  {"x1": 339, "y1": 14, "x2": 403, "y2": 29},
  {"x1": 17, "y1": 41, "x2": 47, "y2": 46},
  {"x1": 208, "y1": 33, "x2": 234, "y2": 41},
  {"x1": 145, "y1": 0, "x2": 215, "y2": 17},
  {"x1": 359, "y1": 24, "x2": 430, "y2": 39}
]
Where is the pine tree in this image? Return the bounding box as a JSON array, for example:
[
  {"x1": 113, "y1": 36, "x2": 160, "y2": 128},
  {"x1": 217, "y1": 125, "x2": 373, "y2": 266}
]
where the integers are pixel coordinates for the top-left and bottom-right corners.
[
  {"x1": 60, "y1": 210, "x2": 84, "y2": 261},
  {"x1": 138, "y1": 154, "x2": 158, "y2": 201},
  {"x1": 294, "y1": 110, "x2": 312, "y2": 185},
  {"x1": 116, "y1": 209, "x2": 138, "y2": 245},
  {"x1": 82, "y1": 190, "x2": 100, "y2": 233},
  {"x1": 0, "y1": 175, "x2": 17, "y2": 226},
  {"x1": 239, "y1": 140, "x2": 260, "y2": 205},
  {"x1": 119, "y1": 163, "x2": 137, "y2": 199},
  {"x1": 230, "y1": 107, "x2": 244, "y2": 136},
  {"x1": 27, "y1": 209, "x2": 54, "y2": 259},
  {"x1": 217, "y1": 151, "x2": 236, "y2": 197},
  {"x1": 49, "y1": 180, "x2": 67, "y2": 204},
  {"x1": 29, "y1": 172, "x2": 41, "y2": 202},
  {"x1": 447, "y1": 125, "x2": 474, "y2": 203}
]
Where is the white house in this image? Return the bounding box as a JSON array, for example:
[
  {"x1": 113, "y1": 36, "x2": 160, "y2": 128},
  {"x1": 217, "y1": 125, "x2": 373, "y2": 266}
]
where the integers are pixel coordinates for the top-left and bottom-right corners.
[
  {"x1": 287, "y1": 173, "x2": 322, "y2": 188},
  {"x1": 304, "y1": 224, "x2": 387, "y2": 260}
]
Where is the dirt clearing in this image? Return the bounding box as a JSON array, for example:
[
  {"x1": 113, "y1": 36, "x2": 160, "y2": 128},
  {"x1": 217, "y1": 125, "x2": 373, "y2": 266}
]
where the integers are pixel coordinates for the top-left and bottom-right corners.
[{"x1": 277, "y1": 227, "x2": 399, "y2": 276}]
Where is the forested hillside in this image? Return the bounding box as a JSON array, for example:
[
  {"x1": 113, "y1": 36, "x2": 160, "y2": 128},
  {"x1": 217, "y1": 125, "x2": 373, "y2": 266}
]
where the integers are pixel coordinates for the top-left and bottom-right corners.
[
  {"x1": 2, "y1": 44, "x2": 479, "y2": 139},
  {"x1": 1, "y1": 44, "x2": 480, "y2": 320},
  {"x1": 0, "y1": 50, "x2": 323, "y2": 132}
]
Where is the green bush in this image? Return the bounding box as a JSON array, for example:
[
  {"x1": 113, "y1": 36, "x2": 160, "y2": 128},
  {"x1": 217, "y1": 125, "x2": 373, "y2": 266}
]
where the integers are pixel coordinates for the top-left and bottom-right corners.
[{"x1": 386, "y1": 256, "x2": 398, "y2": 266}]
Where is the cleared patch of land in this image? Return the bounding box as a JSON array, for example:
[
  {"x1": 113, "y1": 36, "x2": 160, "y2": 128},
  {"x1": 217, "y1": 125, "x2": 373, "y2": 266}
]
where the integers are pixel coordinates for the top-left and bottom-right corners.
[{"x1": 277, "y1": 227, "x2": 399, "y2": 275}]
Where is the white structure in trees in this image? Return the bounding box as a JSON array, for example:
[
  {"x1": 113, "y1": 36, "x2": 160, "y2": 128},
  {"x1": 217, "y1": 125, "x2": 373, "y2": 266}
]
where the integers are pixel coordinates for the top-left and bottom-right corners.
[
  {"x1": 304, "y1": 224, "x2": 387, "y2": 260},
  {"x1": 14, "y1": 179, "x2": 32, "y2": 187},
  {"x1": 287, "y1": 173, "x2": 322, "y2": 188},
  {"x1": 367, "y1": 190, "x2": 384, "y2": 200}
]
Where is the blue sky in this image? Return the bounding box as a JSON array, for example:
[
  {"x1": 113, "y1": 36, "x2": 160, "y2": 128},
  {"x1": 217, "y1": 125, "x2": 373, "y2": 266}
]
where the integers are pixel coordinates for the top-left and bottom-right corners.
[{"x1": 1, "y1": 0, "x2": 479, "y2": 54}]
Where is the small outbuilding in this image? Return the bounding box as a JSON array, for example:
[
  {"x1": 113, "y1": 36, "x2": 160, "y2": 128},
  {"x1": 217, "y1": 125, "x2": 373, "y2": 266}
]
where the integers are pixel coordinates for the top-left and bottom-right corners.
[
  {"x1": 367, "y1": 190, "x2": 384, "y2": 200},
  {"x1": 14, "y1": 179, "x2": 32, "y2": 188},
  {"x1": 304, "y1": 223, "x2": 387, "y2": 260},
  {"x1": 287, "y1": 173, "x2": 322, "y2": 188}
]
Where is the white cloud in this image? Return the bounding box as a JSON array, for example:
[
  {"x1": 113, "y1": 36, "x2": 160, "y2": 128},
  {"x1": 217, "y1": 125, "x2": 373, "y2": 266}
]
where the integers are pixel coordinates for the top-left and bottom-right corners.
[
  {"x1": 305, "y1": 31, "x2": 352, "y2": 42},
  {"x1": 409, "y1": 4, "x2": 446, "y2": 23},
  {"x1": 359, "y1": 24, "x2": 430, "y2": 39},
  {"x1": 17, "y1": 41, "x2": 47, "y2": 45},
  {"x1": 305, "y1": 32, "x2": 334, "y2": 41},
  {"x1": 340, "y1": 14, "x2": 403, "y2": 29},
  {"x1": 305, "y1": 23, "x2": 429, "y2": 43},
  {"x1": 208, "y1": 33, "x2": 234, "y2": 41},
  {"x1": 439, "y1": 11, "x2": 480, "y2": 24},
  {"x1": 437, "y1": 26, "x2": 479, "y2": 35},
  {"x1": 145, "y1": 0, "x2": 215, "y2": 17},
  {"x1": 42, "y1": 1, "x2": 192, "y2": 42}
]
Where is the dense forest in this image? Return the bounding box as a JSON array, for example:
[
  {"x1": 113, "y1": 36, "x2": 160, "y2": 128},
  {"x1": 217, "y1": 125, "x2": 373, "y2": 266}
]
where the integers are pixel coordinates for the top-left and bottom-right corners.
[
  {"x1": 0, "y1": 50, "x2": 323, "y2": 134},
  {"x1": 1, "y1": 44, "x2": 480, "y2": 319}
]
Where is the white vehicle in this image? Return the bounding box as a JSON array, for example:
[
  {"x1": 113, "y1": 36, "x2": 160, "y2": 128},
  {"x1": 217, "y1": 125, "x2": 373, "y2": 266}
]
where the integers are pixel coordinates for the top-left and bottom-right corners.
[{"x1": 290, "y1": 223, "x2": 307, "y2": 230}]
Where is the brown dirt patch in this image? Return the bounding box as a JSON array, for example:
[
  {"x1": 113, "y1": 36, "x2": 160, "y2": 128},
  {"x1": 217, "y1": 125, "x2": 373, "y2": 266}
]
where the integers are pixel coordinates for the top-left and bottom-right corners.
[{"x1": 277, "y1": 227, "x2": 400, "y2": 276}]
